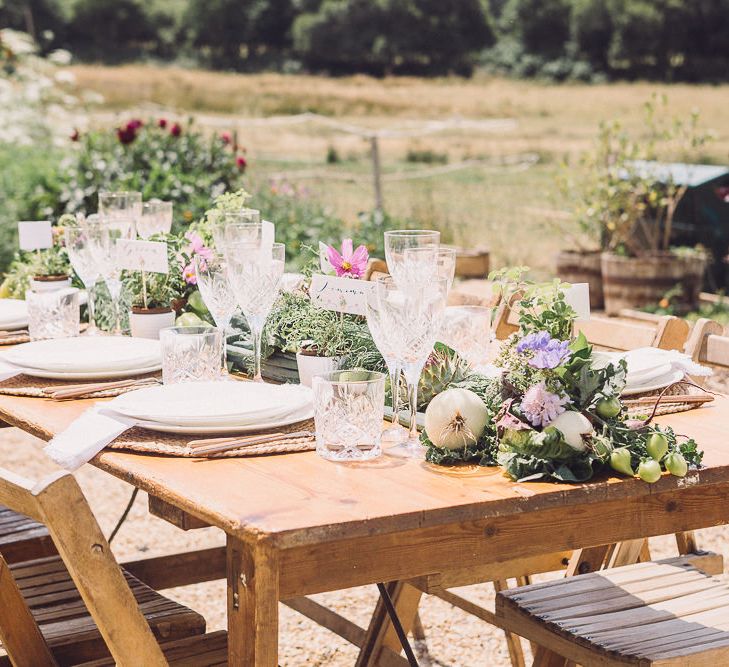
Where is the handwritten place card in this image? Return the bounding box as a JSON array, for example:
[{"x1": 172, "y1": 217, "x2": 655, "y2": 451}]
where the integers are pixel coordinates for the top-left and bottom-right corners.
[
  {"x1": 18, "y1": 221, "x2": 53, "y2": 251},
  {"x1": 310, "y1": 274, "x2": 374, "y2": 316},
  {"x1": 262, "y1": 220, "x2": 275, "y2": 250},
  {"x1": 116, "y1": 239, "x2": 169, "y2": 274}
]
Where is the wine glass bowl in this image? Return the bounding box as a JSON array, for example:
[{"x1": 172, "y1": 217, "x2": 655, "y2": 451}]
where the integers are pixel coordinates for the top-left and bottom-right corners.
[{"x1": 384, "y1": 230, "x2": 440, "y2": 287}]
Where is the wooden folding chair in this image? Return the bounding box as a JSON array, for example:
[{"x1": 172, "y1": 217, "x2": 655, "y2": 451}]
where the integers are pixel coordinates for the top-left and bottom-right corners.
[
  {"x1": 0, "y1": 468, "x2": 227, "y2": 666},
  {"x1": 685, "y1": 317, "x2": 729, "y2": 370}
]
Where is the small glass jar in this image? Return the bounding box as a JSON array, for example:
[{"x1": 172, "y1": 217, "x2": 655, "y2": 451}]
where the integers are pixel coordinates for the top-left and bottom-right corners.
[
  {"x1": 159, "y1": 326, "x2": 224, "y2": 384},
  {"x1": 312, "y1": 370, "x2": 386, "y2": 461},
  {"x1": 26, "y1": 288, "x2": 80, "y2": 340}
]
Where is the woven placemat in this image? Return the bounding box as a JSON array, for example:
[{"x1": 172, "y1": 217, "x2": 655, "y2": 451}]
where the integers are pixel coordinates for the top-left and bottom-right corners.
[
  {"x1": 106, "y1": 418, "x2": 316, "y2": 458},
  {"x1": 0, "y1": 372, "x2": 161, "y2": 399},
  {"x1": 623, "y1": 379, "x2": 709, "y2": 417},
  {"x1": 0, "y1": 333, "x2": 29, "y2": 345}
]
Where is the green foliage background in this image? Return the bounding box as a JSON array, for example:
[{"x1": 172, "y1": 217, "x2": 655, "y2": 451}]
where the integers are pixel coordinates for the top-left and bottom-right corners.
[{"x1": 2, "y1": 0, "x2": 727, "y2": 81}]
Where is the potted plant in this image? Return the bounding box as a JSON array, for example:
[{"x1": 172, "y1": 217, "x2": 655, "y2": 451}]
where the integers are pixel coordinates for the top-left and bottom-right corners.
[
  {"x1": 123, "y1": 234, "x2": 190, "y2": 339},
  {"x1": 28, "y1": 242, "x2": 71, "y2": 292},
  {"x1": 567, "y1": 98, "x2": 712, "y2": 315}
]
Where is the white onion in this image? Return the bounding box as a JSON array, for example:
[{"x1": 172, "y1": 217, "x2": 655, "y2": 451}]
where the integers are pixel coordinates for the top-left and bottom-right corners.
[
  {"x1": 424, "y1": 388, "x2": 489, "y2": 450},
  {"x1": 549, "y1": 411, "x2": 593, "y2": 451}
]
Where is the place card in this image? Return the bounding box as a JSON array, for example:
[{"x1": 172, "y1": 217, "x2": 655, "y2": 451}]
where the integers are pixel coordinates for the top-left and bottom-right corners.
[
  {"x1": 310, "y1": 273, "x2": 374, "y2": 316},
  {"x1": 18, "y1": 220, "x2": 53, "y2": 251},
  {"x1": 319, "y1": 241, "x2": 335, "y2": 274},
  {"x1": 116, "y1": 239, "x2": 169, "y2": 274},
  {"x1": 564, "y1": 282, "x2": 591, "y2": 321},
  {"x1": 262, "y1": 219, "x2": 275, "y2": 250}
]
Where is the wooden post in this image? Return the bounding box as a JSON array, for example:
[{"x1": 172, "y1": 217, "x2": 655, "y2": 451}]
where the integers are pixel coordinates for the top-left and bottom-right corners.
[
  {"x1": 370, "y1": 135, "x2": 384, "y2": 212},
  {"x1": 227, "y1": 536, "x2": 279, "y2": 666}
]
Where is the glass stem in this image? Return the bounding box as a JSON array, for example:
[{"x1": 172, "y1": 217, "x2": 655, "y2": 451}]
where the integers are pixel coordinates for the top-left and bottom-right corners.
[
  {"x1": 86, "y1": 282, "x2": 96, "y2": 331},
  {"x1": 407, "y1": 377, "x2": 419, "y2": 442},
  {"x1": 388, "y1": 364, "x2": 401, "y2": 425},
  {"x1": 252, "y1": 325, "x2": 263, "y2": 382}
]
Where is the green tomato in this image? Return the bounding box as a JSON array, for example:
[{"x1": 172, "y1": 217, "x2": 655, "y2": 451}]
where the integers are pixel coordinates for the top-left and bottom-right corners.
[
  {"x1": 175, "y1": 312, "x2": 206, "y2": 327},
  {"x1": 610, "y1": 447, "x2": 634, "y2": 477},
  {"x1": 646, "y1": 433, "x2": 669, "y2": 461},
  {"x1": 664, "y1": 452, "x2": 688, "y2": 477},
  {"x1": 187, "y1": 290, "x2": 210, "y2": 317},
  {"x1": 638, "y1": 459, "x2": 662, "y2": 483},
  {"x1": 596, "y1": 397, "x2": 621, "y2": 419}
]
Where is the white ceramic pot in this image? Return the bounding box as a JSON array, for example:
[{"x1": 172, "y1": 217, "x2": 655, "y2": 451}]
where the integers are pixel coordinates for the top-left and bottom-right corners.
[
  {"x1": 30, "y1": 276, "x2": 72, "y2": 292},
  {"x1": 129, "y1": 309, "x2": 176, "y2": 339},
  {"x1": 296, "y1": 352, "x2": 342, "y2": 387}
]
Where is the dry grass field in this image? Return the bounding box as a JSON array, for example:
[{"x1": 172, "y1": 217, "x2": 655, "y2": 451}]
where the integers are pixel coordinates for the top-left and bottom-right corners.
[{"x1": 68, "y1": 65, "x2": 729, "y2": 276}]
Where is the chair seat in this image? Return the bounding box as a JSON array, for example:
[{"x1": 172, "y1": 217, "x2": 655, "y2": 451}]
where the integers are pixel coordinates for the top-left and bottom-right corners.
[
  {"x1": 496, "y1": 557, "x2": 729, "y2": 666},
  {"x1": 0, "y1": 505, "x2": 55, "y2": 563},
  {"x1": 0, "y1": 555, "x2": 206, "y2": 666},
  {"x1": 77, "y1": 630, "x2": 229, "y2": 666}
]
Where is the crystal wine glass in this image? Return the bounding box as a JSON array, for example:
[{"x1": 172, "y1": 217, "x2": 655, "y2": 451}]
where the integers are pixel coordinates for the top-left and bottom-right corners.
[
  {"x1": 384, "y1": 230, "x2": 440, "y2": 288},
  {"x1": 373, "y1": 275, "x2": 448, "y2": 457},
  {"x1": 137, "y1": 200, "x2": 173, "y2": 239},
  {"x1": 85, "y1": 221, "x2": 125, "y2": 335},
  {"x1": 193, "y1": 254, "x2": 238, "y2": 374},
  {"x1": 210, "y1": 209, "x2": 261, "y2": 251},
  {"x1": 98, "y1": 191, "x2": 141, "y2": 239},
  {"x1": 64, "y1": 225, "x2": 102, "y2": 335},
  {"x1": 223, "y1": 240, "x2": 285, "y2": 382},
  {"x1": 365, "y1": 290, "x2": 408, "y2": 444},
  {"x1": 441, "y1": 305, "x2": 495, "y2": 368}
]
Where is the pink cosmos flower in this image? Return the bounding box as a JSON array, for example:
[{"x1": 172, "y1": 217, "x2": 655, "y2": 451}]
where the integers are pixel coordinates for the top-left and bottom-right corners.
[
  {"x1": 184, "y1": 231, "x2": 213, "y2": 261},
  {"x1": 182, "y1": 263, "x2": 197, "y2": 285},
  {"x1": 221, "y1": 131, "x2": 232, "y2": 145},
  {"x1": 327, "y1": 239, "x2": 369, "y2": 278}
]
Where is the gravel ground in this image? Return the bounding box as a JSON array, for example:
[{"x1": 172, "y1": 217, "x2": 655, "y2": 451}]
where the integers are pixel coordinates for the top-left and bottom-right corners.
[{"x1": 2, "y1": 371, "x2": 727, "y2": 665}]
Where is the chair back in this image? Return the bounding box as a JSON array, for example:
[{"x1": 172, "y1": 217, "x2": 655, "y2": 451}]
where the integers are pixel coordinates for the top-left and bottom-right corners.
[
  {"x1": 685, "y1": 318, "x2": 729, "y2": 369},
  {"x1": 0, "y1": 468, "x2": 167, "y2": 666},
  {"x1": 494, "y1": 296, "x2": 689, "y2": 352}
]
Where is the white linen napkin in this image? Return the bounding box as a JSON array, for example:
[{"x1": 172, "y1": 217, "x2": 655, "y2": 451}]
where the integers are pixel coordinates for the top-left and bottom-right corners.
[{"x1": 44, "y1": 406, "x2": 133, "y2": 471}]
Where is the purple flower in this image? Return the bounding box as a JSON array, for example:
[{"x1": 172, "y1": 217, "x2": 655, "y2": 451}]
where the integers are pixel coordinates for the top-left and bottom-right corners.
[
  {"x1": 516, "y1": 331, "x2": 571, "y2": 369},
  {"x1": 520, "y1": 381, "x2": 570, "y2": 427}
]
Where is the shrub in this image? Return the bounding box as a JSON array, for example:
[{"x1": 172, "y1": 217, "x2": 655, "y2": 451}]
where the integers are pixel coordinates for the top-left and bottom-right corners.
[{"x1": 27, "y1": 118, "x2": 246, "y2": 231}]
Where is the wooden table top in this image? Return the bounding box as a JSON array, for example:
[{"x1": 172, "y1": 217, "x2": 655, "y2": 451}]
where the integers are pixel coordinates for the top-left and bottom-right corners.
[{"x1": 0, "y1": 391, "x2": 727, "y2": 549}]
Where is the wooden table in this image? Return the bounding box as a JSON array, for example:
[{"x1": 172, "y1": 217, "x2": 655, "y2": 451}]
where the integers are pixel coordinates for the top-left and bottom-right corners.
[{"x1": 0, "y1": 392, "x2": 728, "y2": 666}]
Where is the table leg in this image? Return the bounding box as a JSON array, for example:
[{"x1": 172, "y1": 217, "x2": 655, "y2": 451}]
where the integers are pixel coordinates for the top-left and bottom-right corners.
[{"x1": 227, "y1": 536, "x2": 279, "y2": 666}]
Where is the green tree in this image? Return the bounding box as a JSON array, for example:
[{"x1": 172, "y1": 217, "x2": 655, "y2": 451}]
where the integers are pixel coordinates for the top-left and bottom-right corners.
[
  {"x1": 293, "y1": 0, "x2": 494, "y2": 76},
  {"x1": 500, "y1": 0, "x2": 571, "y2": 59},
  {"x1": 571, "y1": 0, "x2": 612, "y2": 71}
]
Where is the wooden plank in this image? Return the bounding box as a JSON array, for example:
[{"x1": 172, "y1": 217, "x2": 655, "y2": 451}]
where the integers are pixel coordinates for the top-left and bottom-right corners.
[
  {"x1": 34, "y1": 473, "x2": 168, "y2": 666},
  {"x1": 0, "y1": 469, "x2": 44, "y2": 522},
  {"x1": 0, "y1": 554, "x2": 57, "y2": 667},
  {"x1": 122, "y1": 546, "x2": 226, "y2": 589},
  {"x1": 148, "y1": 495, "x2": 211, "y2": 530},
  {"x1": 409, "y1": 551, "x2": 571, "y2": 593},
  {"x1": 278, "y1": 479, "x2": 729, "y2": 598},
  {"x1": 283, "y1": 596, "x2": 366, "y2": 647},
  {"x1": 685, "y1": 318, "x2": 725, "y2": 365},
  {"x1": 227, "y1": 536, "x2": 279, "y2": 666}
]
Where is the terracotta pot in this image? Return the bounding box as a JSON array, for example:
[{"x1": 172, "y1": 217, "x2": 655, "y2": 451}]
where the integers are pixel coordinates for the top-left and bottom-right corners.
[
  {"x1": 296, "y1": 352, "x2": 342, "y2": 387},
  {"x1": 30, "y1": 275, "x2": 72, "y2": 293},
  {"x1": 601, "y1": 251, "x2": 707, "y2": 316},
  {"x1": 128, "y1": 307, "x2": 175, "y2": 339},
  {"x1": 555, "y1": 251, "x2": 603, "y2": 309}
]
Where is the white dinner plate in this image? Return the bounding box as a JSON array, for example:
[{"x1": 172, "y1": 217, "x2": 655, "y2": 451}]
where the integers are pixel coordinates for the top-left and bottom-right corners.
[
  {"x1": 13, "y1": 363, "x2": 162, "y2": 381},
  {"x1": 109, "y1": 381, "x2": 313, "y2": 425},
  {"x1": 0, "y1": 299, "x2": 28, "y2": 329},
  {"x1": 2, "y1": 337, "x2": 160, "y2": 373},
  {"x1": 622, "y1": 369, "x2": 686, "y2": 396},
  {"x1": 108, "y1": 404, "x2": 314, "y2": 435}
]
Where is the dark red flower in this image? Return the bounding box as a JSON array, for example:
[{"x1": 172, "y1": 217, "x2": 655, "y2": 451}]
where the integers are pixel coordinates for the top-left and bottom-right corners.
[
  {"x1": 236, "y1": 156, "x2": 247, "y2": 171},
  {"x1": 220, "y1": 131, "x2": 232, "y2": 145},
  {"x1": 70, "y1": 129, "x2": 80, "y2": 142},
  {"x1": 170, "y1": 123, "x2": 182, "y2": 137},
  {"x1": 117, "y1": 125, "x2": 137, "y2": 145},
  {"x1": 158, "y1": 118, "x2": 167, "y2": 128},
  {"x1": 127, "y1": 119, "x2": 143, "y2": 130}
]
